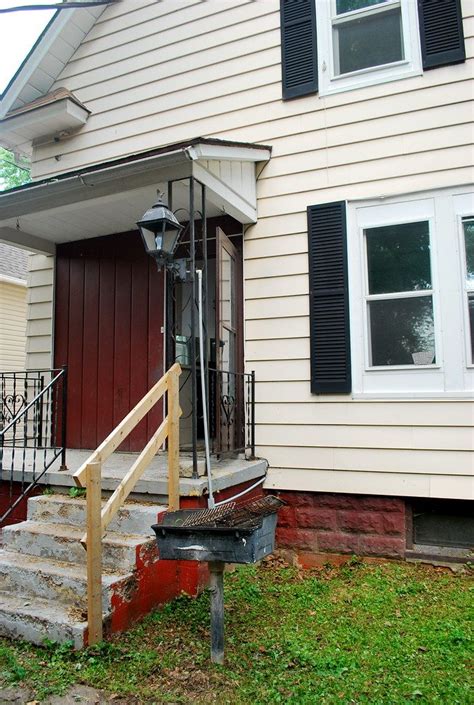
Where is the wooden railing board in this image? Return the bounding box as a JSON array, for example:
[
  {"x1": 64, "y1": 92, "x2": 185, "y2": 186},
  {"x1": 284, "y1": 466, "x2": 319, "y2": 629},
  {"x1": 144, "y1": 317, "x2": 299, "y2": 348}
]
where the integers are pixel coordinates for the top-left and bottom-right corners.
[
  {"x1": 81, "y1": 363, "x2": 181, "y2": 645},
  {"x1": 74, "y1": 371, "x2": 171, "y2": 488},
  {"x1": 86, "y1": 461, "x2": 103, "y2": 647}
]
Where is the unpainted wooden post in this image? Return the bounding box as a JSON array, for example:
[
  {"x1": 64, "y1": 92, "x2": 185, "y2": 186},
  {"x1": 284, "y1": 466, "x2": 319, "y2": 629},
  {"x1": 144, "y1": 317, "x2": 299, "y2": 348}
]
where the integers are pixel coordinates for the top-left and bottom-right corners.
[
  {"x1": 86, "y1": 461, "x2": 103, "y2": 645},
  {"x1": 167, "y1": 366, "x2": 180, "y2": 512},
  {"x1": 209, "y1": 561, "x2": 225, "y2": 664}
]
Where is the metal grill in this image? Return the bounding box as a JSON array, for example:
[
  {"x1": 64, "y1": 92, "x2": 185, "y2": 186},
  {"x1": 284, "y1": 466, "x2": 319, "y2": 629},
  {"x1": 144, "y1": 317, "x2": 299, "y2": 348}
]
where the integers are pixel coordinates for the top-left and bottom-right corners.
[{"x1": 173, "y1": 496, "x2": 284, "y2": 531}]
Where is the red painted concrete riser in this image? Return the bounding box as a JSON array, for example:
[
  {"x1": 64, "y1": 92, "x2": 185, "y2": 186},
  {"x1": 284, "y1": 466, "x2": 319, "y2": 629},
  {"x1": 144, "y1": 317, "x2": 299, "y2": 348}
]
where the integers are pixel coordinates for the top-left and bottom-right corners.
[
  {"x1": 273, "y1": 491, "x2": 406, "y2": 560},
  {"x1": 0, "y1": 482, "x2": 43, "y2": 528}
]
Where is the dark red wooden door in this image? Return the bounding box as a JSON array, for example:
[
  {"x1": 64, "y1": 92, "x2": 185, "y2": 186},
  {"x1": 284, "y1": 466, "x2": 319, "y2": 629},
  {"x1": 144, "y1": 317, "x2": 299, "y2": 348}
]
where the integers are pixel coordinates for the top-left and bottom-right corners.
[{"x1": 55, "y1": 232, "x2": 164, "y2": 451}]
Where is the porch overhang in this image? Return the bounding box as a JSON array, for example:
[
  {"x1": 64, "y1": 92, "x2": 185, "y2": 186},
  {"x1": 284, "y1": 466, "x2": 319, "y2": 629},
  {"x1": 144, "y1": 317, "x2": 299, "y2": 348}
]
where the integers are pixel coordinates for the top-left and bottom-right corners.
[{"x1": 0, "y1": 138, "x2": 271, "y2": 254}]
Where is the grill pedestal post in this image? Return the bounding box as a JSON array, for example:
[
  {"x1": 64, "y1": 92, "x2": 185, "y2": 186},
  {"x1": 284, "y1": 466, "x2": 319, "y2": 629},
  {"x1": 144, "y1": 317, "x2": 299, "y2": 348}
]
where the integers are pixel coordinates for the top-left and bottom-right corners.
[{"x1": 209, "y1": 561, "x2": 225, "y2": 664}]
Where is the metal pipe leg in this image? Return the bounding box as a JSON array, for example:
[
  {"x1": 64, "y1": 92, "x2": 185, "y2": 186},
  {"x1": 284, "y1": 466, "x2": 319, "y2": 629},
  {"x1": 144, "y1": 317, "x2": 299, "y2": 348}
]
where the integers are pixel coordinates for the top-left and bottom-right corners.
[{"x1": 209, "y1": 561, "x2": 225, "y2": 664}]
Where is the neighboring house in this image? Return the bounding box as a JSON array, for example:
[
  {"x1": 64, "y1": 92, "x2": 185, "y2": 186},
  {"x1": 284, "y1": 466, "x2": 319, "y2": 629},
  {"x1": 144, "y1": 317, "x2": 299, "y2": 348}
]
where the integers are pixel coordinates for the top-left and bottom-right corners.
[
  {"x1": 0, "y1": 0, "x2": 472, "y2": 567},
  {"x1": 0, "y1": 243, "x2": 27, "y2": 371}
]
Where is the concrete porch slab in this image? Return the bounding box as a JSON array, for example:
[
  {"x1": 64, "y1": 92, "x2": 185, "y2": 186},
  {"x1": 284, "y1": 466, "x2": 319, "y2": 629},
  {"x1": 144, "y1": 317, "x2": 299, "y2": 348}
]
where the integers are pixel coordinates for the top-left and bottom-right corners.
[{"x1": 3, "y1": 448, "x2": 267, "y2": 500}]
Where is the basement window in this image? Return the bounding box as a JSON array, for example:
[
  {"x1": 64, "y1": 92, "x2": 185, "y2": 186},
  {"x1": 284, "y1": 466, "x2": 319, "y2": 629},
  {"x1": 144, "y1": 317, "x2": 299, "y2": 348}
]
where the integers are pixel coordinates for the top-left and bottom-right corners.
[{"x1": 411, "y1": 499, "x2": 474, "y2": 550}]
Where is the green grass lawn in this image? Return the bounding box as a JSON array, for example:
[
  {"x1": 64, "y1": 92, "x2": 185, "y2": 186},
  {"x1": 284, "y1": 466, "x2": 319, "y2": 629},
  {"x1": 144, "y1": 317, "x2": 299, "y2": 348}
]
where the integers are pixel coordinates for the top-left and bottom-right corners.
[{"x1": 0, "y1": 559, "x2": 472, "y2": 704}]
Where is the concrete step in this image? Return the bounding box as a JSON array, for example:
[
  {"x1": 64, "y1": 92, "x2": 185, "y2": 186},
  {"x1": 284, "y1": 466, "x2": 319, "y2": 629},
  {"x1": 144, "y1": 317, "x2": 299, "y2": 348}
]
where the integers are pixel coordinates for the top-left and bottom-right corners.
[
  {"x1": 2, "y1": 521, "x2": 156, "y2": 571},
  {"x1": 27, "y1": 495, "x2": 165, "y2": 535},
  {"x1": 0, "y1": 590, "x2": 87, "y2": 648},
  {"x1": 0, "y1": 550, "x2": 132, "y2": 612}
]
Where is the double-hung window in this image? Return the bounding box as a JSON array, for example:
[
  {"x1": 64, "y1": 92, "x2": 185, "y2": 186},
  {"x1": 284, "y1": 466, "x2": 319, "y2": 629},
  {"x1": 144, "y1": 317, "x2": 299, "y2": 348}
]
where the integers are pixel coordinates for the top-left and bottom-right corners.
[
  {"x1": 317, "y1": 0, "x2": 422, "y2": 95},
  {"x1": 365, "y1": 221, "x2": 435, "y2": 368},
  {"x1": 348, "y1": 188, "x2": 474, "y2": 397}
]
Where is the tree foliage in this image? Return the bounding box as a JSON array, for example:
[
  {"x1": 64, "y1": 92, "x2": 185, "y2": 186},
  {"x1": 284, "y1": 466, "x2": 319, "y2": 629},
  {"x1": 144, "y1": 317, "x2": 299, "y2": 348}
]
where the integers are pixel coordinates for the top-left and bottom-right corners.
[{"x1": 0, "y1": 147, "x2": 31, "y2": 190}]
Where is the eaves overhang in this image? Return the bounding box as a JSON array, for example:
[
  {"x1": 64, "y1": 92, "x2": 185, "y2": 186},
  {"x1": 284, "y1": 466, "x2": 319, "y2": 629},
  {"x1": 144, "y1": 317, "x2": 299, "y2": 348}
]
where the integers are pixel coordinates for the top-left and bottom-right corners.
[
  {"x1": 0, "y1": 1, "x2": 107, "y2": 119},
  {"x1": 0, "y1": 138, "x2": 272, "y2": 254},
  {"x1": 0, "y1": 90, "x2": 90, "y2": 156}
]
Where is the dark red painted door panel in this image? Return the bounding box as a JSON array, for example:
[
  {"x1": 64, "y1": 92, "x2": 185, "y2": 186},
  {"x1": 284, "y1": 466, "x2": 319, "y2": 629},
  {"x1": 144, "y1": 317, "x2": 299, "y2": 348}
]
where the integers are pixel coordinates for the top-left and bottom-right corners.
[{"x1": 55, "y1": 232, "x2": 164, "y2": 451}]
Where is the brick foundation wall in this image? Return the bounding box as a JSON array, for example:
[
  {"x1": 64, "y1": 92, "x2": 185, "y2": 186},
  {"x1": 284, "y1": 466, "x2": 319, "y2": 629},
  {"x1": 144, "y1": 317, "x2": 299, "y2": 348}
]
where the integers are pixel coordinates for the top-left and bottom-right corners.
[{"x1": 274, "y1": 491, "x2": 406, "y2": 561}]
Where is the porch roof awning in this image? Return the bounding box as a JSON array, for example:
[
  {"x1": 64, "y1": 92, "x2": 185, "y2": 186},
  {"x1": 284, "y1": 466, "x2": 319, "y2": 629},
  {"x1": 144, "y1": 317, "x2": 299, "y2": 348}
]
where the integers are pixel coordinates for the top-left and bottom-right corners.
[{"x1": 0, "y1": 137, "x2": 271, "y2": 254}]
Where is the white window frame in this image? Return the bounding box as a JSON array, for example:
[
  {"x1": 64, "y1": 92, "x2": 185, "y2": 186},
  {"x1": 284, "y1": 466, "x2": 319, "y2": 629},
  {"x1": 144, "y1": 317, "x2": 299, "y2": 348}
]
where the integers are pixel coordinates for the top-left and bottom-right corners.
[
  {"x1": 316, "y1": 0, "x2": 423, "y2": 97},
  {"x1": 362, "y1": 215, "x2": 439, "y2": 371},
  {"x1": 456, "y1": 203, "x2": 474, "y2": 370},
  {"x1": 348, "y1": 187, "x2": 474, "y2": 399}
]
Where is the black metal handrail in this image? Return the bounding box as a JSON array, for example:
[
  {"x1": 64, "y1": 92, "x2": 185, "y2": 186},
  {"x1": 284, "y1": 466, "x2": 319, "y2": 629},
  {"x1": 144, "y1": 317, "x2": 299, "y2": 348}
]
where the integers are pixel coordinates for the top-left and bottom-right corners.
[
  {"x1": 209, "y1": 368, "x2": 255, "y2": 458},
  {"x1": 0, "y1": 367, "x2": 67, "y2": 525}
]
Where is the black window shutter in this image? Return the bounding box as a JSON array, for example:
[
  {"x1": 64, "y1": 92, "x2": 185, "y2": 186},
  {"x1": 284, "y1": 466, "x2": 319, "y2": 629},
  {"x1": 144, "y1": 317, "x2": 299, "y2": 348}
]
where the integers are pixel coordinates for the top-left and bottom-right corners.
[
  {"x1": 418, "y1": 0, "x2": 465, "y2": 69},
  {"x1": 280, "y1": 0, "x2": 318, "y2": 100},
  {"x1": 307, "y1": 202, "x2": 351, "y2": 394}
]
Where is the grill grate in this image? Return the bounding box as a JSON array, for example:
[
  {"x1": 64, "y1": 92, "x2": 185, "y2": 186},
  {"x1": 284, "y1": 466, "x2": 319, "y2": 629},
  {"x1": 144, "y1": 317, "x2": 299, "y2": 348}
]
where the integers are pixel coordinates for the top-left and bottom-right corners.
[{"x1": 175, "y1": 496, "x2": 285, "y2": 531}]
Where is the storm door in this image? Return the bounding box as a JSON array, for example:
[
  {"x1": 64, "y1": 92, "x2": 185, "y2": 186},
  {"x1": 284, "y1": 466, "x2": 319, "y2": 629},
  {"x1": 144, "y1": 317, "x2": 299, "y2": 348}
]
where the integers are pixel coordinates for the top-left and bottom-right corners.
[{"x1": 215, "y1": 227, "x2": 243, "y2": 452}]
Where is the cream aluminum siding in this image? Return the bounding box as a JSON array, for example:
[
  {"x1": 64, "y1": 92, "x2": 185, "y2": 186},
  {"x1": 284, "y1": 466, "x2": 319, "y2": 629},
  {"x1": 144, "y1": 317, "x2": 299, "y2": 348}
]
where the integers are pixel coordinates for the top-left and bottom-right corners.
[
  {"x1": 25, "y1": 254, "x2": 54, "y2": 371},
  {"x1": 0, "y1": 279, "x2": 27, "y2": 371},
  {"x1": 24, "y1": 0, "x2": 474, "y2": 499}
]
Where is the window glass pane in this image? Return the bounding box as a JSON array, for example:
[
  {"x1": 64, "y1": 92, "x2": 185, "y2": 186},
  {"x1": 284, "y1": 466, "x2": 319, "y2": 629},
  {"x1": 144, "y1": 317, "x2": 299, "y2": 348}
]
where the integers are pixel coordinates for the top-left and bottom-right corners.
[
  {"x1": 468, "y1": 293, "x2": 474, "y2": 364},
  {"x1": 463, "y1": 219, "x2": 474, "y2": 284},
  {"x1": 335, "y1": 7, "x2": 403, "y2": 75},
  {"x1": 369, "y1": 296, "x2": 435, "y2": 366},
  {"x1": 336, "y1": 0, "x2": 386, "y2": 14},
  {"x1": 366, "y1": 221, "x2": 431, "y2": 295}
]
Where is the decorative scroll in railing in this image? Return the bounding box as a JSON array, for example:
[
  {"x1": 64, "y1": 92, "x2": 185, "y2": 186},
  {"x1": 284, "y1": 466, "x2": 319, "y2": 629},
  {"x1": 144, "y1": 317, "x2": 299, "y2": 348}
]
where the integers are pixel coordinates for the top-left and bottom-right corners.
[
  {"x1": 73, "y1": 362, "x2": 182, "y2": 646},
  {"x1": 0, "y1": 368, "x2": 68, "y2": 526},
  {"x1": 209, "y1": 368, "x2": 255, "y2": 458}
]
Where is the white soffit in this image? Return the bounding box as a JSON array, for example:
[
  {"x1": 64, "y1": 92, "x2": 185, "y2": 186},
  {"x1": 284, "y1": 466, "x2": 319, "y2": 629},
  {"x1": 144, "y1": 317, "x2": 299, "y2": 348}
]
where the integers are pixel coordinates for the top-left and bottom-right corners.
[
  {"x1": 0, "y1": 1, "x2": 106, "y2": 119},
  {"x1": 0, "y1": 140, "x2": 272, "y2": 253}
]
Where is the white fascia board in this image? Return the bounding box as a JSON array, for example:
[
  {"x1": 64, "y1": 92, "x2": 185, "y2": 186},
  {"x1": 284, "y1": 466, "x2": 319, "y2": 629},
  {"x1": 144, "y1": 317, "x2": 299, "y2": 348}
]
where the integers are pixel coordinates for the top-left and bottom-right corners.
[
  {"x1": 192, "y1": 161, "x2": 257, "y2": 224},
  {"x1": 189, "y1": 143, "x2": 271, "y2": 163},
  {"x1": 0, "y1": 273, "x2": 27, "y2": 287},
  {"x1": 0, "y1": 4, "x2": 104, "y2": 119},
  {"x1": 0, "y1": 226, "x2": 56, "y2": 255}
]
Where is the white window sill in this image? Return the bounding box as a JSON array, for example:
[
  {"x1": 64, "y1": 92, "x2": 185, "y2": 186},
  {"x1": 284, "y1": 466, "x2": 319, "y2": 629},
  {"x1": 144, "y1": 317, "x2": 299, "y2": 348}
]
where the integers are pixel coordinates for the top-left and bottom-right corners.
[
  {"x1": 352, "y1": 391, "x2": 474, "y2": 400},
  {"x1": 365, "y1": 364, "x2": 440, "y2": 372},
  {"x1": 319, "y1": 65, "x2": 422, "y2": 97}
]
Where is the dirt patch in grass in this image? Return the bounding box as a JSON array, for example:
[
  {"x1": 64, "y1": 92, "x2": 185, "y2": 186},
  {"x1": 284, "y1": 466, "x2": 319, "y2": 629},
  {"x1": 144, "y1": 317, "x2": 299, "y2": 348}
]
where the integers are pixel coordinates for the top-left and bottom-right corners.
[{"x1": 0, "y1": 559, "x2": 472, "y2": 704}]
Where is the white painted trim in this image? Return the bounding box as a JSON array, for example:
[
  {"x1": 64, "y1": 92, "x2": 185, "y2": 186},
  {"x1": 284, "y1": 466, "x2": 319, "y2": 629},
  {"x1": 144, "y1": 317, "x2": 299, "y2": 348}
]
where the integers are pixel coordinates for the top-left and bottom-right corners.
[
  {"x1": 0, "y1": 273, "x2": 27, "y2": 287},
  {"x1": 192, "y1": 161, "x2": 257, "y2": 224},
  {"x1": 189, "y1": 143, "x2": 271, "y2": 163},
  {"x1": 0, "y1": 3, "x2": 105, "y2": 119},
  {"x1": 0, "y1": 99, "x2": 90, "y2": 153},
  {"x1": 264, "y1": 467, "x2": 474, "y2": 500},
  {"x1": 316, "y1": 0, "x2": 423, "y2": 96},
  {"x1": 348, "y1": 187, "x2": 474, "y2": 398}
]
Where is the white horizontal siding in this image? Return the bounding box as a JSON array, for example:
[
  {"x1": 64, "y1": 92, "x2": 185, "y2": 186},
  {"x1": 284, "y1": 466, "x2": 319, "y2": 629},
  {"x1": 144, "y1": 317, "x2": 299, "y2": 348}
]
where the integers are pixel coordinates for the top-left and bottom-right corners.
[
  {"x1": 25, "y1": 0, "x2": 474, "y2": 499},
  {"x1": 25, "y1": 255, "x2": 54, "y2": 371}
]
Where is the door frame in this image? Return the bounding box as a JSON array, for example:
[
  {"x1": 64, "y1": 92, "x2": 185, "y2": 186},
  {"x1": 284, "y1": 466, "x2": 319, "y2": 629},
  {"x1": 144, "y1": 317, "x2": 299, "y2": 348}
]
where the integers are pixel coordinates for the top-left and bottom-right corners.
[{"x1": 215, "y1": 226, "x2": 244, "y2": 453}]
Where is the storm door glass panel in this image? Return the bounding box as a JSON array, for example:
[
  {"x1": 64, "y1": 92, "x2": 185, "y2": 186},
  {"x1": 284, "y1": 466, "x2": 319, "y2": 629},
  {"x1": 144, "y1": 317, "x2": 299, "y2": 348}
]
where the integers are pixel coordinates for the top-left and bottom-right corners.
[
  {"x1": 462, "y1": 218, "x2": 474, "y2": 363},
  {"x1": 365, "y1": 221, "x2": 435, "y2": 367},
  {"x1": 215, "y1": 228, "x2": 239, "y2": 452},
  {"x1": 333, "y1": 0, "x2": 403, "y2": 75}
]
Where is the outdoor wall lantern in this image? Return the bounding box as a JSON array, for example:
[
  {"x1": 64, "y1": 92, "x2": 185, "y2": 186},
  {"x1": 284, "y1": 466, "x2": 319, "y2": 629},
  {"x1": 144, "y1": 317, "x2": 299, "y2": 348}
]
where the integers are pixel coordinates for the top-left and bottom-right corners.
[{"x1": 137, "y1": 192, "x2": 184, "y2": 272}]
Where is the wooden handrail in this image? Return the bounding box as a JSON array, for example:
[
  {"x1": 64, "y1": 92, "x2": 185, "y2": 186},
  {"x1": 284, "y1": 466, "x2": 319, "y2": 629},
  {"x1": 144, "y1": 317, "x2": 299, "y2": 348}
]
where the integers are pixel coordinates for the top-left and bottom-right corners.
[
  {"x1": 78, "y1": 362, "x2": 182, "y2": 645},
  {"x1": 73, "y1": 366, "x2": 177, "y2": 488}
]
